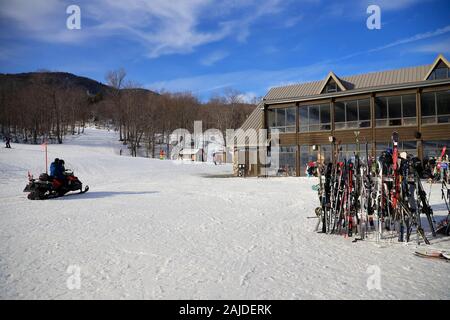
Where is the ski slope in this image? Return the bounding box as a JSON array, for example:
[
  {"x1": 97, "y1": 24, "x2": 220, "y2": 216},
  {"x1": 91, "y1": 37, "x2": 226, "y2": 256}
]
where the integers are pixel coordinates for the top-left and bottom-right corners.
[{"x1": 0, "y1": 128, "x2": 449, "y2": 300}]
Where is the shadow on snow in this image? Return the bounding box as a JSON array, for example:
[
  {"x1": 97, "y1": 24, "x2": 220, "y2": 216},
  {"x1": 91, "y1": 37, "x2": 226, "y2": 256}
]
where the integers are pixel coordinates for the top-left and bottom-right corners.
[{"x1": 56, "y1": 191, "x2": 159, "y2": 200}]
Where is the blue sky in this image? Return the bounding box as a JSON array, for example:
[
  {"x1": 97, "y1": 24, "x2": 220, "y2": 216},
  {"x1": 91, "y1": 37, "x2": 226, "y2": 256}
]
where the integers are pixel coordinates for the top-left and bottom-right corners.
[{"x1": 0, "y1": 0, "x2": 449, "y2": 101}]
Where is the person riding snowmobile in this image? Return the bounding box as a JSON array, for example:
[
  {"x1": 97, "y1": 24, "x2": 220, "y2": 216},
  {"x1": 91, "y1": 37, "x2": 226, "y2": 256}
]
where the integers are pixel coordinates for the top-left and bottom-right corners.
[
  {"x1": 50, "y1": 158, "x2": 60, "y2": 177},
  {"x1": 49, "y1": 158, "x2": 66, "y2": 191},
  {"x1": 59, "y1": 160, "x2": 66, "y2": 177}
]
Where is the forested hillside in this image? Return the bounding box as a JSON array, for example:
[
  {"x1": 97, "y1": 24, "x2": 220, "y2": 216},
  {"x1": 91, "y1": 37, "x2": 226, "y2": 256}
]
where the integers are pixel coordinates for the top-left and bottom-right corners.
[{"x1": 0, "y1": 70, "x2": 256, "y2": 156}]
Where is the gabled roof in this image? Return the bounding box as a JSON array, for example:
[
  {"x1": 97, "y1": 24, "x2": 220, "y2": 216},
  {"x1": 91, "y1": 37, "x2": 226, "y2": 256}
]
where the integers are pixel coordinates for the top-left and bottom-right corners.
[
  {"x1": 264, "y1": 55, "x2": 450, "y2": 102},
  {"x1": 318, "y1": 71, "x2": 347, "y2": 93},
  {"x1": 423, "y1": 54, "x2": 450, "y2": 80},
  {"x1": 235, "y1": 103, "x2": 264, "y2": 147}
]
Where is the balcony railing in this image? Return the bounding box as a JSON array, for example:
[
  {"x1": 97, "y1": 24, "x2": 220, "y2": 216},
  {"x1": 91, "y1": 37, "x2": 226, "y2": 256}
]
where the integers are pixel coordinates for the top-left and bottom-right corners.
[
  {"x1": 422, "y1": 114, "x2": 450, "y2": 125},
  {"x1": 334, "y1": 120, "x2": 371, "y2": 130},
  {"x1": 375, "y1": 117, "x2": 416, "y2": 127}
]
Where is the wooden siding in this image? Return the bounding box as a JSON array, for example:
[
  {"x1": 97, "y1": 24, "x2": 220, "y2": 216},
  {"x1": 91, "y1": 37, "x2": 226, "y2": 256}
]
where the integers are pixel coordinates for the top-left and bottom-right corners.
[
  {"x1": 279, "y1": 133, "x2": 297, "y2": 145},
  {"x1": 374, "y1": 88, "x2": 417, "y2": 97},
  {"x1": 334, "y1": 93, "x2": 371, "y2": 102},
  {"x1": 298, "y1": 98, "x2": 331, "y2": 106},
  {"x1": 421, "y1": 84, "x2": 450, "y2": 93},
  {"x1": 297, "y1": 132, "x2": 333, "y2": 145},
  {"x1": 277, "y1": 128, "x2": 425, "y2": 147},
  {"x1": 267, "y1": 102, "x2": 297, "y2": 109},
  {"x1": 421, "y1": 124, "x2": 450, "y2": 140},
  {"x1": 334, "y1": 128, "x2": 372, "y2": 144},
  {"x1": 374, "y1": 127, "x2": 417, "y2": 141}
]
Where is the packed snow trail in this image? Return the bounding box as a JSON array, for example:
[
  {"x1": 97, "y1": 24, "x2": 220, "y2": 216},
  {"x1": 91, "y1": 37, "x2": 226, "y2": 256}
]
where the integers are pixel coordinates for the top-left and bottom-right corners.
[{"x1": 0, "y1": 128, "x2": 449, "y2": 299}]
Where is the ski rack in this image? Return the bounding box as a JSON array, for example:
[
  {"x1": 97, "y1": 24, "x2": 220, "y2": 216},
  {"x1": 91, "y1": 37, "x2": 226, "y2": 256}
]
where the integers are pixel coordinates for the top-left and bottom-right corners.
[{"x1": 313, "y1": 132, "x2": 447, "y2": 245}]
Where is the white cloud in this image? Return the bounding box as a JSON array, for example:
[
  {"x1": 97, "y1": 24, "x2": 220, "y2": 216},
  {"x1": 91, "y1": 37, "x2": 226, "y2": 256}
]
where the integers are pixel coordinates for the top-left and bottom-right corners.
[
  {"x1": 0, "y1": 0, "x2": 62, "y2": 31},
  {"x1": 0, "y1": 0, "x2": 288, "y2": 58},
  {"x1": 329, "y1": 25, "x2": 450, "y2": 63},
  {"x1": 84, "y1": 0, "x2": 233, "y2": 58},
  {"x1": 284, "y1": 15, "x2": 303, "y2": 28},
  {"x1": 147, "y1": 22, "x2": 450, "y2": 99},
  {"x1": 0, "y1": 0, "x2": 94, "y2": 43},
  {"x1": 200, "y1": 50, "x2": 229, "y2": 66},
  {"x1": 414, "y1": 38, "x2": 450, "y2": 55},
  {"x1": 321, "y1": 0, "x2": 428, "y2": 21},
  {"x1": 147, "y1": 62, "x2": 332, "y2": 96},
  {"x1": 223, "y1": 0, "x2": 284, "y2": 43},
  {"x1": 368, "y1": 25, "x2": 450, "y2": 53},
  {"x1": 237, "y1": 92, "x2": 258, "y2": 103},
  {"x1": 362, "y1": 0, "x2": 424, "y2": 10}
]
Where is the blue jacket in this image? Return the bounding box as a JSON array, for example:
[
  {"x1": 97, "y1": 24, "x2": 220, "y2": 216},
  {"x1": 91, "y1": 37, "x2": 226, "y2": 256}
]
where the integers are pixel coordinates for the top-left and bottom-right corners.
[
  {"x1": 50, "y1": 162, "x2": 65, "y2": 179},
  {"x1": 50, "y1": 162, "x2": 57, "y2": 177}
]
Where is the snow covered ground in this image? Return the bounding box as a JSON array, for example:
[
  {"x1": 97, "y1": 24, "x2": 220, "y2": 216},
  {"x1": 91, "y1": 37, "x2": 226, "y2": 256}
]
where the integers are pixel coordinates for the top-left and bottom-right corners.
[{"x1": 0, "y1": 128, "x2": 449, "y2": 300}]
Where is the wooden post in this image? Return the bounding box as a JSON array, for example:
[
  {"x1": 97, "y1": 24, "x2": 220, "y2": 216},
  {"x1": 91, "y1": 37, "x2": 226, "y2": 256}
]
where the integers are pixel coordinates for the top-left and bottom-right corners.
[
  {"x1": 370, "y1": 94, "x2": 376, "y2": 157},
  {"x1": 416, "y1": 89, "x2": 423, "y2": 160},
  {"x1": 44, "y1": 142, "x2": 48, "y2": 174},
  {"x1": 296, "y1": 102, "x2": 300, "y2": 176}
]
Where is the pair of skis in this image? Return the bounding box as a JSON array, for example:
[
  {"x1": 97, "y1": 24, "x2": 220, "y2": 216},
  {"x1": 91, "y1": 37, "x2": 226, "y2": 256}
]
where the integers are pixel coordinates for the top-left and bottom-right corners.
[
  {"x1": 414, "y1": 248, "x2": 449, "y2": 261},
  {"x1": 314, "y1": 130, "x2": 440, "y2": 245}
]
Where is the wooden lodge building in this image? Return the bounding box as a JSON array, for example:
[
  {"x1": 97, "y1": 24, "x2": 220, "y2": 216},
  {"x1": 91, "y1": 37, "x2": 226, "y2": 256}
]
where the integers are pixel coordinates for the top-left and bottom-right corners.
[{"x1": 234, "y1": 54, "x2": 450, "y2": 177}]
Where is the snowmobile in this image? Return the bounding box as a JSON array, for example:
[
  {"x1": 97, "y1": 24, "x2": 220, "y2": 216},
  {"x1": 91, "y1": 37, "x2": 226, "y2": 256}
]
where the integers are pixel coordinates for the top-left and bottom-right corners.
[{"x1": 24, "y1": 170, "x2": 89, "y2": 200}]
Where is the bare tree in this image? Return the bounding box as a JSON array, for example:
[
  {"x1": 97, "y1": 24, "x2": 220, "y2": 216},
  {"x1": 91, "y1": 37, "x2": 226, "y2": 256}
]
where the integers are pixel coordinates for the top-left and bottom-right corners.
[
  {"x1": 0, "y1": 69, "x2": 257, "y2": 153},
  {"x1": 105, "y1": 68, "x2": 127, "y2": 141}
]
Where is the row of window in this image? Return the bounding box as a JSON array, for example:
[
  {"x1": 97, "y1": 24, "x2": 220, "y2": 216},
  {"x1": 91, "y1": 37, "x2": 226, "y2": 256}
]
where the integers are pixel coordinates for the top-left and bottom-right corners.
[
  {"x1": 335, "y1": 99, "x2": 370, "y2": 130},
  {"x1": 278, "y1": 140, "x2": 448, "y2": 176},
  {"x1": 299, "y1": 104, "x2": 331, "y2": 132},
  {"x1": 278, "y1": 146, "x2": 297, "y2": 176},
  {"x1": 268, "y1": 90, "x2": 450, "y2": 133},
  {"x1": 267, "y1": 107, "x2": 296, "y2": 133},
  {"x1": 279, "y1": 141, "x2": 443, "y2": 160},
  {"x1": 421, "y1": 91, "x2": 450, "y2": 124},
  {"x1": 374, "y1": 95, "x2": 416, "y2": 127}
]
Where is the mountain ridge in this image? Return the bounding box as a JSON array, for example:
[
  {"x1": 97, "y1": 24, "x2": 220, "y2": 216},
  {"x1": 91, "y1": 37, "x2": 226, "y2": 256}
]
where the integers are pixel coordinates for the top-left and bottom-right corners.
[{"x1": 0, "y1": 71, "x2": 158, "y2": 96}]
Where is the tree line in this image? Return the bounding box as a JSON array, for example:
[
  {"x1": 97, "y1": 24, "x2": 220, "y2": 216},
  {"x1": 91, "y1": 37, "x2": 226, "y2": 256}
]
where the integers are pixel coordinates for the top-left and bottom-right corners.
[
  {"x1": 0, "y1": 72, "x2": 92, "y2": 145},
  {"x1": 0, "y1": 69, "x2": 256, "y2": 157}
]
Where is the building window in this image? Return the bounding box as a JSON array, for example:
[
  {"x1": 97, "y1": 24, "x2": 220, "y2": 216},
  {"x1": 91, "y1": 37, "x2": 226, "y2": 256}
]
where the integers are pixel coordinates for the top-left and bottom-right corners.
[
  {"x1": 427, "y1": 61, "x2": 450, "y2": 80},
  {"x1": 267, "y1": 107, "x2": 296, "y2": 133},
  {"x1": 299, "y1": 144, "x2": 331, "y2": 176},
  {"x1": 237, "y1": 147, "x2": 246, "y2": 165},
  {"x1": 376, "y1": 141, "x2": 417, "y2": 157},
  {"x1": 421, "y1": 90, "x2": 450, "y2": 125},
  {"x1": 278, "y1": 146, "x2": 297, "y2": 176},
  {"x1": 341, "y1": 144, "x2": 355, "y2": 161},
  {"x1": 299, "y1": 104, "x2": 331, "y2": 132},
  {"x1": 334, "y1": 99, "x2": 371, "y2": 130},
  {"x1": 336, "y1": 143, "x2": 373, "y2": 162},
  {"x1": 423, "y1": 140, "x2": 450, "y2": 160},
  {"x1": 325, "y1": 79, "x2": 341, "y2": 93},
  {"x1": 375, "y1": 94, "x2": 416, "y2": 127}
]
